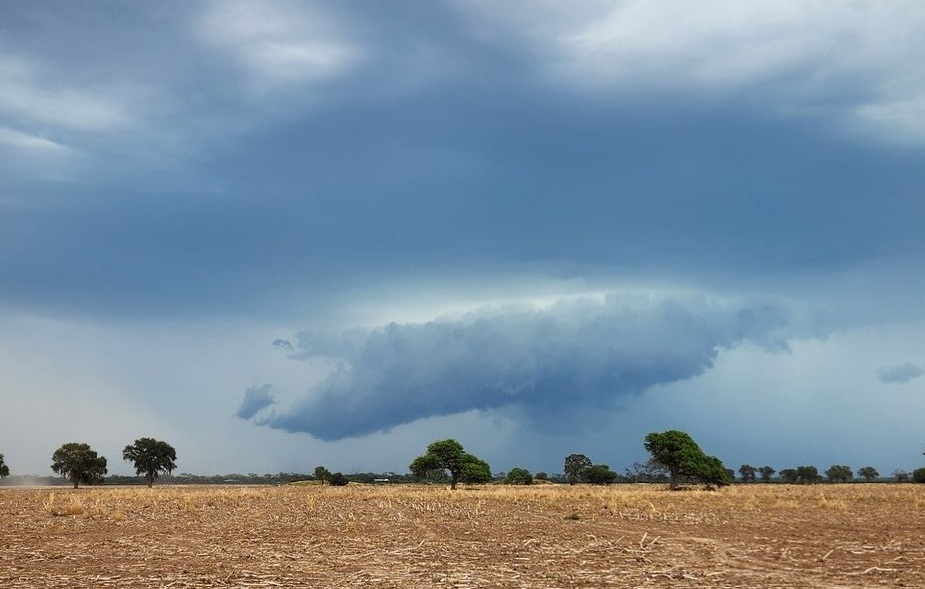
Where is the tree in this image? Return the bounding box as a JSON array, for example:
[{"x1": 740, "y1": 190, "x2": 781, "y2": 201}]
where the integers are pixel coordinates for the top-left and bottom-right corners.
[
  {"x1": 0, "y1": 453, "x2": 9, "y2": 479},
  {"x1": 582, "y1": 464, "x2": 618, "y2": 485},
  {"x1": 534, "y1": 472, "x2": 549, "y2": 481},
  {"x1": 894, "y1": 469, "x2": 910, "y2": 483},
  {"x1": 505, "y1": 467, "x2": 534, "y2": 485},
  {"x1": 825, "y1": 465, "x2": 852, "y2": 484},
  {"x1": 329, "y1": 472, "x2": 349, "y2": 486},
  {"x1": 51, "y1": 442, "x2": 108, "y2": 489},
  {"x1": 758, "y1": 466, "x2": 776, "y2": 483},
  {"x1": 625, "y1": 460, "x2": 668, "y2": 483},
  {"x1": 857, "y1": 466, "x2": 879, "y2": 482},
  {"x1": 913, "y1": 467, "x2": 925, "y2": 484},
  {"x1": 563, "y1": 454, "x2": 592, "y2": 485},
  {"x1": 738, "y1": 464, "x2": 757, "y2": 483},
  {"x1": 643, "y1": 430, "x2": 730, "y2": 489},
  {"x1": 314, "y1": 466, "x2": 332, "y2": 485},
  {"x1": 409, "y1": 439, "x2": 490, "y2": 490},
  {"x1": 779, "y1": 468, "x2": 798, "y2": 484},
  {"x1": 796, "y1": 465, "x2": 820, "y2": 484},
  {"x1": 122, "y1": 438, "x2": 177, "y2": 487}
]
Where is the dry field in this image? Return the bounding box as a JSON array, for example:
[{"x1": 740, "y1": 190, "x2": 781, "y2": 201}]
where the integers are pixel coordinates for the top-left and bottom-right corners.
[{"x1": 2, "y1": 483, "x2": 925, "y2": 588}]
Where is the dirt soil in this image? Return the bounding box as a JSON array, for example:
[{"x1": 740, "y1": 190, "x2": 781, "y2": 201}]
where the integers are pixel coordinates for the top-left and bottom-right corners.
[{"x1": 2, "y1": 483, "x2": 924, "y2": 588}]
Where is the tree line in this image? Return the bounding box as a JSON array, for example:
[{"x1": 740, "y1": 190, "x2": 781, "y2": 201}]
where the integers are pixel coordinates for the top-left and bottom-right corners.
[{"x1": 3, "y1": 430, "x2": 925, "y2": 488}]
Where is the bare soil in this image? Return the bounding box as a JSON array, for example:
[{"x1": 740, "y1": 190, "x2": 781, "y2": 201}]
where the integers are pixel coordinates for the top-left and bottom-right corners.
[{"x1": 2, "y1": 483, "x2": 924, "y2": 588}]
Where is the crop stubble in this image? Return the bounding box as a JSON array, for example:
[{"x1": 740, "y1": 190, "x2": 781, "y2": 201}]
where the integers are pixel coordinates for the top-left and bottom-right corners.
[{"x1": 2, "y1": 483, "x2": 924, "y2": 588}]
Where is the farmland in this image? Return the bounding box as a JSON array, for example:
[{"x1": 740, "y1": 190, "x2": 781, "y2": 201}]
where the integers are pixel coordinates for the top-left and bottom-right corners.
[{"x1": 2, "y1": 483, "x2": 924, "y2": 588}]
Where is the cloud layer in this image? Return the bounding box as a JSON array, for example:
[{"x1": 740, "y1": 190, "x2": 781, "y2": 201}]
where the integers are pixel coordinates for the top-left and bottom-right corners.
[
  {"x1": 878, "y1": 363, "x2": 925, "y2": 385},
  {"x1": 244, "y1": 293, "x2": 789, "y2": 440}
]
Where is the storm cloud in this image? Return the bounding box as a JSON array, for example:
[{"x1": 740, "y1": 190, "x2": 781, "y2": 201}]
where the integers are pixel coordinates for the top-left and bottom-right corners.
[
  {"x1": 236, "y1": 384, "x2": 278, "y2": 420},
  {"x1": 245, "y1": 293, "x2": 790, "y2": 440},
  {"x1": 878, "y1": 363, "x2": 925, "y2": 385}
]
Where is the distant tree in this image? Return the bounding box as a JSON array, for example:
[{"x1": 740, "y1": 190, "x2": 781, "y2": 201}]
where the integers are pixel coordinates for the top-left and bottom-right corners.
[
  {"x1": 314, "y1": 466, "x2": 332, "y2": 485},
  {"x1": 857, "y1": 466, "x2": 879, "y2": 482},
  {"x1": 51, "y1": 442, "x2": 108, "y2": 489},
  {"x1": 643, "y1": 430, "x2": 730, "y2": 489},
  {"x1": 409, "y1": 439, "x2": 490, "y2": 490},
  {"x1": 758, "y1": 466, "x2": 776, "y2": 483},
  {"x1": 328, "y1": 472, "x2": 349, "y2": 486},
  {"x1": 625, "y1": 460, "x2": 668, "y2": 483},
  {"x1": 534, "y1": 472, "x2": 549, "y2": 481},
  {"x1": 893, "y1": 469, "x2": 910, "y2": 483},
  {"x1": 505, "y1": 467, "x2": 534, "y2": 485},
  {"x1": 913, "y1": 468, "x2": 925, "y2": 484},
  {"x1": 563, "y1": 454, "x2": 592, "y2": 485},
  {"x1": 738, "y1": 464, "x2": 757, "y2": 483},
  {"x1": 0, "y1": 453, "x2": 8, "y2": 479},
  {"x1": 779, "y1": 468, "x2": 798, "y2": 484},
  {"x1": 825, "y1": 465, "x2": 853, "y2": 484},
  {"x1": 122, "y1": 438, "x2": 177, "y2": 487},
  {"x1": 796, "y1": 465, "x2": 821, "y2": 484},
  {"x1": 582, "y1": 464, "x2": 618, "y2": 485}
]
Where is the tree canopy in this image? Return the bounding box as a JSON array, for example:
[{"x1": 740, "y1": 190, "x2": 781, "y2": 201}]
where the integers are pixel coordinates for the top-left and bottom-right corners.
[
  {"x1": 0, "y1": 453, "x2": 9, "y2": 479},
  {"x1": 825, "y1": 464, "x2": 853, "y2": 483},
  {"x1": 857, "y1": 466, "x2": 879, "y2": 482},
  {"x1": 122, "y1": 438, "x2": 177, "y2": 487},
  {"x1": 505, "y1": 467, "x2": 533, "y2": 485},
  {"x1": 643, "y1": 430, "x2": 730, "y2": 489},
  {"x1": 582, "y1": 464, "x2": 618, "y2": 485},
  {"x1": 563, "y1": 453, "x2": 592, "y2": 485},
  {"x1": 51, "y1": 442, "x2": 108, "y2": 489},
  {"x1": 409, "y1": 439, "x2": 490, "y2": 490}
]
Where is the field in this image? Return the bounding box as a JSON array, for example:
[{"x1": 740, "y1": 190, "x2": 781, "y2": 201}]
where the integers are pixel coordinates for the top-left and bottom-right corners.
[{"x1": 2, "y1": 483, "x2": 925, "y2": 588}]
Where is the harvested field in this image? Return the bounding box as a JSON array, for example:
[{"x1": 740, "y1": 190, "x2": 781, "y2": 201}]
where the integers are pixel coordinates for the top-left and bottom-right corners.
[{"x1": 2, "y1": 483, "x2": 924, "y2": 588}]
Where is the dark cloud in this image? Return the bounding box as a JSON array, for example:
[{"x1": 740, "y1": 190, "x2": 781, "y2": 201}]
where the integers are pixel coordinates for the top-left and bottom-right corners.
[
  {"x1": 247, "y1": 294, "x2": 789, "y2": 440},
  {"x1": 272, "y1": 339, "x2": 294, "y2": 352},
  {"x1": 236, "y1": 384, "x2": 277, "y2": 420},
  {"x1": 877, "y1": 363, "x2": 925, "y2": 384}
]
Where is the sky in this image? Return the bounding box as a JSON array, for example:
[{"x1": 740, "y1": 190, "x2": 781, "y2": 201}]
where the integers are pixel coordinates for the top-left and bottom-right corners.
[{"x1": 2, "y1": 1, "x2": 925, "y2": 479}]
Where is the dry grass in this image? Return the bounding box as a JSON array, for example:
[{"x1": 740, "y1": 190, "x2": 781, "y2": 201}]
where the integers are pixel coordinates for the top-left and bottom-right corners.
[{"x1": 3, "y1": 483, "x2": 925, "y2": 587}]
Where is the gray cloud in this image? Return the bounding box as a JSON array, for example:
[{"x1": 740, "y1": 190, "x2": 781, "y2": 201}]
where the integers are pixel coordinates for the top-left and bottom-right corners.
[
  {"x1": 877, "y1": 363, "x2": 925, "y2": 384},
  {"x1": 236, "y1": 384, "x2": 277, "y2": 419},
  {"x1": 246, "y1": 293, "x2": 790, "y2": 440}
]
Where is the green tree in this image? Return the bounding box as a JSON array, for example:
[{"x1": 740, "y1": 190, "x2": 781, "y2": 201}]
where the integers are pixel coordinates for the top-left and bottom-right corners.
[
  {"x1": 563, "y1": 453, "x2": 592, "y2": 485},
  {"x1": 0, "y1": 453, "x2": 9, "y2": 478},
  {"x1": 857, "y1": 466, "x2": 879, "y2": 482},
  {"x1": 314, "y1": 465, "x2": 332, "y2": 485},
  {"x1": 758, "y1": 466, "x2": 776, "y2": 483},
  {"x1": 51, "y1": 442, "x2": 108, "y2": 489},
  {"x1": 409, "y1": 439, "x2": 490, "y2": 490},
  {"x1": 643, "y1": 430, "x2": 730, "y2": 489},
  {"x1": 329, "y1": 472, "x2": 349, "y2": 486},
  {"x1": 738, "y1": 464, "x2": 757, "y2": 483},
  {"x1": 779, "y1": 468, "x2": 798, "y2": 484},
  {"x1": 825, "y1": 464, "x2": 852, "y2": 483},
  {"x1": 796, "y1": 465, "x2": 820, "y2": 484},
  {"x1": 505, "y1": 467, "x2": 534, "y2": 485},
  {"x1": 582, "y1": 464, "x2": 618, "y2": 485},
  {"x1": 122, "y1": 438, "x2": 177, "y2": 487},
  {"x1": 534, "y1": 472, "x2": 549, "y2": 481},
  {"x1": 894, "y1": 469, "x2": 910, "y2": 483},
  {"x1": 913, "y1": 467, "x2": 925, "y2": 484}
]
